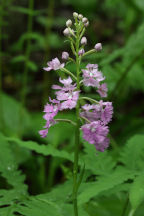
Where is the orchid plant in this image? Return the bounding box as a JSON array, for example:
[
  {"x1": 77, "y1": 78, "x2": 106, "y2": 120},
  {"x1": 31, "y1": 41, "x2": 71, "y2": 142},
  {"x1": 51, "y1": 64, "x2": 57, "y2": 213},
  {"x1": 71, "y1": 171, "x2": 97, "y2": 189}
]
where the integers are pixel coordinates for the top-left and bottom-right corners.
[{"x1": 39, "y1": 12, "x2": 113, "y2": 216}]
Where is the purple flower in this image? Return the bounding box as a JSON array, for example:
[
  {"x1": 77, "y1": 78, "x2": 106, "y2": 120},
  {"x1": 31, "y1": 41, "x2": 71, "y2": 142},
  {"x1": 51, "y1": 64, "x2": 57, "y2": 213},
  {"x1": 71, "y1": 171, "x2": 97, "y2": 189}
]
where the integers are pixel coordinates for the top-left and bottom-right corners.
[
  {"x1": 59, "y1": 91, "x2": 79, "y2": 110},
  {"x1": 39, "y1": 98, "x2": 60, "y2": 138},
  {"x1": 101, "y1": 102, "x2": 113, "y2": 125},
  {"x1": 80, "y1": 101, "x2": 113, "y2": 125},
  {"x1": 82, "y1": 63, "x2": 105, "y2": 87},
  {"x1": 81, "y1": 121, "x2": 109, "y2": 152},
  {"x1": 97, "y1": 83, "x2": 108, "y2": 98},
  {"x1": 39, "y1": 129, "x2": 48, "y2": 138},
  {"x1": 78, "y1": 49, "x2": 85, "y2": 56},
  {"x1": 52, "y1": 77, "x2": 76, "y2": 91},
  {"x1": 53, "y1": 77, "x2": 79, "y2": 110},
  {"x1": 81, "y1": 37, "x2": 87, "y2": 45},
  {"x1": 94, "y1": 43, "x2": 102, "y2": 51},
  {"x1": 62, "y1": 52, "x2": 69, "y2": 60},
  {"x1": 43, "y1": 58, "x2": 65, "y2": 71}
]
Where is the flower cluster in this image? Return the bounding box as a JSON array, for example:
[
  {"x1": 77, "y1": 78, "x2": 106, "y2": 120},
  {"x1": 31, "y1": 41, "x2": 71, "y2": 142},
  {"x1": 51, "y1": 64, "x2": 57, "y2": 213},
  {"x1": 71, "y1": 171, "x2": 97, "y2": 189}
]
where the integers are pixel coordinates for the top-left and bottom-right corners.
[
  {"x1": 81, "y1": 101, "x2": 113, "y2": 151},
  {"x1": 39, "y1": 12, "x2": 113, "y2": 152},
  {"x1": 82, "y1": 64, "x2": 107, "y2": 97},
  {"x1": 39, "y1": 77, "x2": 79, "y2": 137}
]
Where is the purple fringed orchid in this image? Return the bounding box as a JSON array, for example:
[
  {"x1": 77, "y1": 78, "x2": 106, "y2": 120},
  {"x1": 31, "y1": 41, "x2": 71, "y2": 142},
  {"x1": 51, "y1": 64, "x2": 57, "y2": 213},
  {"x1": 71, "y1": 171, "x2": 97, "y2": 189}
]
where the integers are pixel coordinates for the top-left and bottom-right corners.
[
  {"x1": 39, "y1": 12, "x2": 113, "y2": 154},
  {"x1": 53, "y1": 77, "x2": 79, "y2": 110},
  {"x1": 81, "y1": 121, "x2": 109, "y2": 152},
  {"x1": 43, "y1": 58, "x2": 65, "y2": 71},
  {"x1": 82, "y1": 63, "x2": 105, "y2": 87}
]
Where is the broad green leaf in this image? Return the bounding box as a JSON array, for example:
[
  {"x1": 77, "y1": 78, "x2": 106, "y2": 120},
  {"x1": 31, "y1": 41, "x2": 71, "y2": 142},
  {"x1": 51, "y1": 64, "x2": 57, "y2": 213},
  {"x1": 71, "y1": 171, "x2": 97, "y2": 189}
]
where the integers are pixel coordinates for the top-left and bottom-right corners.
[
  {"x1": 82, "y1": 140, "x2": 116, "y2": 175},
  {"x1": 129, "y1": 173, "x2": 144, "y2": 211},
  {"x1": 119, "y1": 135, "x2": 144, "y2": 171},
  {"x1": 1, "y1": 93, "x2": 30, "y2": 136},
  {"x1": 11, "y1": 55, "x2": 26, "y2": 63},
  {"x1": 0, "y1": 133, "x2": 27, "y2": 207},
  {"x1": 78, "y1": 167, "x2": 136, "y2": 205},
  {"x1": 7, "y1": 137, "x2": 74, "y2": 162},
  {"x1": 10, "y1": 6, "x2": 40, "y2": 16}
]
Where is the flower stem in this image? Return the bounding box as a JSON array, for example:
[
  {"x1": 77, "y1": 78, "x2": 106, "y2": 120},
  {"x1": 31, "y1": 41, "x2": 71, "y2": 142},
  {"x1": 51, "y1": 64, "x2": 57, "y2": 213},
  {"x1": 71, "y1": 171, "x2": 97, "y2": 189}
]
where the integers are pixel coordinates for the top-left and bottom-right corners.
[
  {"x1": 80, "y1": 96, "x2": 99, "y2": 104},
  {"x1": 0, "y1": 0, "x2": 4, "y2": 131},
  {"x1": 55, "y1": 118, "x2": 76, "y2": 126},
  {"x1": 73, "y1": 24, "x2": 81, "y2": 216},
  {"x1": 60, "y1": 68, "x2": 77, "y2": 81},
  {"x1": 21, "y1": 0, "x2": 34, "y2": 107},
  {"x1": 128, "y1": 209, "x2": 135, "y2": 216},
  {"x1": 18, "y1": 0, "x2": 34, "y2": 137},
  {"x1": 43, "y1": 0, "x2": 55, "y2": 104}
]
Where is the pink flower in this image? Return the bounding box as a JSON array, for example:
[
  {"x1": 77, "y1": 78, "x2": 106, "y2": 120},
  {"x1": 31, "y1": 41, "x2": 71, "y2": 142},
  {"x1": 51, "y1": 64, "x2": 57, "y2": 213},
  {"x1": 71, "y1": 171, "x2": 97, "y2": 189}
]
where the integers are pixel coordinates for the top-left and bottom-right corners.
[
  {"x1": 78, "y1": 49, "x2": 85, "y2": 56},
  {"x1": 81, "y1": 37, "x2": 87, "y2": 45},
  {"x1": 94, "y1": 43, "x2": 102, "y2": 51},
  {"x1": 82, "y1": 64, "x2": 105, "y2": 87},
  {"x1": 53, "y1": 77, "x2": 79, "y2": 110},
  {"x1": 97, "y1": 83, "x2": 108, "y2": 98},
  {"x1": 80, "y1": 101, "x2": 113, "y2": 125},
  {"x1": 39, "y1": 129, "x2": 48, "y2": 138},
  {"x1": 59, "y1": 91, "x2": 79, "y2": 110},
  {"x1": 52, "y1": 77, "x2": 76, "y2": 91},
  {"x1": 43, "y1": 58, "x2": 65, "y2": 71},
  {"x1": 101, "y1": 102, "x2": 113, "y2": 125},
  {"x1": 81, "y1": 121, "x2": 109, "y2": 152},
  {"x1": 62, "y1": 52, "x2": 69, "y2": 60},
  {"x1": 39, "y1": 98, "x2": 60, "y2": 138}
]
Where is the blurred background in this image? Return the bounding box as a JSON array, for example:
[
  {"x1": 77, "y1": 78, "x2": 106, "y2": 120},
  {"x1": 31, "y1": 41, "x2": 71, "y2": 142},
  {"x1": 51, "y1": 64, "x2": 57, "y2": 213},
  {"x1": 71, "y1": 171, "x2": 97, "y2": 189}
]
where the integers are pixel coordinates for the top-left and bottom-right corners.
[{"x1": 0, "y1": 0, "x2": 144, "y2": 206}]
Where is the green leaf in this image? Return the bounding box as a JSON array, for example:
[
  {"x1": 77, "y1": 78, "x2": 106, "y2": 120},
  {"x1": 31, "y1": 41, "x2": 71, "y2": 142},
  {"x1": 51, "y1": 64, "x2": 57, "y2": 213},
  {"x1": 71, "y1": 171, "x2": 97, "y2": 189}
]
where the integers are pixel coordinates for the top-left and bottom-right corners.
[
  {"x1": 10, "y1": 6, "x2": 40, "y2": 16},
  {"x1": 0, "y1": 133, "x2": 27, "y2": 207},
  {"x1": 78, "y1": 167, "x2": 136, "y2": 205},
  {"x1": 119, "y1": 135, "x2": 144, "y2": 171},
  {"x1": 7, "y1": 137, "x2": 74, "y2": 162},
  {"x1": 129, "y1": 173, "x2": 144, "y2": 211},
  {"x1": 133, "y1": 0, "x2": 144, "y2": 11},
  {"x1": 82, "y1": 140, "x2": 116, "y2": 175},
  {"x1": 11, "y1": 55, "x2": 26, "y2": 63},
  {"x1": 27, "y1": 60, "x2": 38, "y2": 71},
  {"x1": 1, "y1": 93, "x2": 30, "y2": 136}
]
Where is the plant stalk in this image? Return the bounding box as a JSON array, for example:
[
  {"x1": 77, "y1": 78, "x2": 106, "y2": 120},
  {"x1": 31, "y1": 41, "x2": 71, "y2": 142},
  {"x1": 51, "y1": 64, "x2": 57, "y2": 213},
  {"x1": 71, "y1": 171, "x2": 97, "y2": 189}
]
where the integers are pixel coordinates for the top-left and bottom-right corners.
[
  {"x1": 73, "y1": 25, "x2": 81, "y2": 216},
  {"x1": 0, "y1": 0, "x2": 4, "y2": 131},
  {"x1": 19, "y1": 0, "x2": 34, "y2": 136},
  {"x1": 43, "y1": 0, "x2": 55, "y2": 104},
  {"x1": 21, "y1": 0, "x2": 34, "y2": 107}
]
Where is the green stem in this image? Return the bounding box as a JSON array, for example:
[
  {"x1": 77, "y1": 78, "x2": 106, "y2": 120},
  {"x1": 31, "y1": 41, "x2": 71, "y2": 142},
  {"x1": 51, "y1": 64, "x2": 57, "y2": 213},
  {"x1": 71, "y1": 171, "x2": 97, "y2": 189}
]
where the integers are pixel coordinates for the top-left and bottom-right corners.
[
  {"x1": 55, "y1": 118, "x2": 76, "y2": 126},
  {"x1": 82, "y1": 49, "x2": 96, "y2": 58},
  {"x1": 0, "y1": 0, "x2": 5, "y2": 131},
  {"x1": 73, "y1": 25, "x2": 81, "y2": 216},
  {"x1": 128, "y1": 209, "x2": 135, "y2": 216},
  {"x1": 60, "y1": 68, "x2": 77, "y2": 81},
  {"x1": 121, "y1": 196, "x2": 129, "y2": 216},
  {"x1": 43, "y1": 0, "x2": 55, "y2": 104},
  {"x1": 21, "y1": 0, "x2": 34, "y2": 107},
  {"x1": 109, "y1": 53, "x2": 142, "y2": 100},
  {"x1": 80, "y1": 96, "x2": 99, "y2": 104},
  {"x1": 19, "y1": 0, "x2": 34, "y2": 137}
]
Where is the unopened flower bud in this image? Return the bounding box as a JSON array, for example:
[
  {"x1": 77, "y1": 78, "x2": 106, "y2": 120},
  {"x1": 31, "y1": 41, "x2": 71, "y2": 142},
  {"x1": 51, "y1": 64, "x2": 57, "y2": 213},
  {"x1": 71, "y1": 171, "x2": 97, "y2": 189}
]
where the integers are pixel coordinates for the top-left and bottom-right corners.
[
  {"x1": 84, "y1": 21, "x2": 89, "y2": 27},
  {"x1": 73, "y1": 12, "x2": 78, "y2": 18},
  {"x1": 78, "y1": 14, "x2": 83, "y2": 20},
  {"x1": 94, "y1": 43, "x2": 102, "y2": 51},
  {"x1": 78, "y1": 48, "x2": 85, "y2": 56},
  {"x1": 63, "y1": 28, "x2": 70, "y2": 36},
  {"x1": 81, "y1": 37, "x2": 87, "y2": 45},
  {"x1": 66, "y1": 19, "x2": 72, "y2": 27},
  {"x1": 62, "y1": 51, "x2": 69, "y2": 60},
  {"x1": 82, "y1": 17, "x2": 88, "y2": 23}
]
